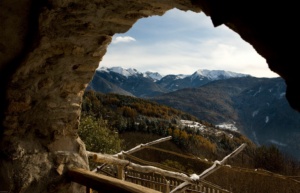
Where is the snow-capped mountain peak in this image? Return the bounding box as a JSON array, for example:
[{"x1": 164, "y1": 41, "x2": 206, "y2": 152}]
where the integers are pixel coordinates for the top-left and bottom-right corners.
[
  {"x1": 98, "y1": 66, "x2": 164, "y2": 80},
  {"x1": 190, "y1": 69, "x2": 250, "y2": 81},
  {"x1": 98, "y1": 66, "x2": 141, "y2": 77},
  {"x1": 98, "y1": 67, "x2": 249, "y2": 81},
  {"x1": 144, "y1": 71, "x2": 163, "y2": 81}
]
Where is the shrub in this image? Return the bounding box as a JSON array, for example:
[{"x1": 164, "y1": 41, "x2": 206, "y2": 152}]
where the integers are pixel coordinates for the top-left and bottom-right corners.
[{"x1": 78, "y1": 115, "x2": 122, "y2": 154}]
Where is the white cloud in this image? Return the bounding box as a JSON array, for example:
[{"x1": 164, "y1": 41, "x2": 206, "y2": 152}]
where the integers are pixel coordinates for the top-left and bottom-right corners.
[
  {"x1": 98, "y1": 9, "x2": 279, "y2": 78},
  {"x1": 112, "y1": 36, "x2": 136, "y2": 44}
]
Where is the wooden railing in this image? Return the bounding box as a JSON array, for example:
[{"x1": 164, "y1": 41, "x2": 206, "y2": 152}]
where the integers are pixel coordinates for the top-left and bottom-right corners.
[
  {"x1": 67, "y1": 136, "x2": 245, "y2": 193},
  {"x1": 67, "y1": 167, "x2": 161, "y2": 193},
  {"x1": 125, "y1": 169, "x2": 231, "y2": 193}
]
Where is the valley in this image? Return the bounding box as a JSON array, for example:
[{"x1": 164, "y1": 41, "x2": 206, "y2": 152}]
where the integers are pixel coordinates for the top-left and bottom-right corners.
[{"x1": 88, "y1": 67, "x2": 300, "y2": 160}]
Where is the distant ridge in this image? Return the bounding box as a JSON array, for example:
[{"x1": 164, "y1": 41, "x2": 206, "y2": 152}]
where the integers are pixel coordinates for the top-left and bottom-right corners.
[
  {"x1": 91, "y1": 66, "x2": 251, "y2": 96},
  {"x1": 97, "y1": 66, "x2": 249, "y2": 81}
]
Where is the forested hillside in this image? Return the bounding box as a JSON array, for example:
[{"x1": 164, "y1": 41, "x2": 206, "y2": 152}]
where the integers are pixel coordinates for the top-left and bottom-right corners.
[
  {"x1": 81, "y1": 90, "x2": 252, "y2": 160},
  {"x1": 79, "y1": 90, "x2": 300, "y2": 177}
]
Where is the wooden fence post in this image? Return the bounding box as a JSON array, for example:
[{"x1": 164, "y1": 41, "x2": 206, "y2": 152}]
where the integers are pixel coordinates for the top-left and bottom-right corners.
[
  {"x1": 150, "y1": 174, "x2": 154, "y2": 189},
  {"x1": 165, "y1": 179, "x2": 170, "y2": 193},
  {"x1": 117, "y1": 154, "x2": 125, "y2": 180}
]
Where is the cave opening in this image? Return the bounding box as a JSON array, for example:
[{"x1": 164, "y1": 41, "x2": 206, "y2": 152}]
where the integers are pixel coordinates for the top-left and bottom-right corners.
[
  {"x1": 82, "y1": 8, "x2": 282, "y2": 152},
  {"x1": 80, "y1": 8, "x2": 300, "y2": 174},
  {"x1": 80, "y1": 8, "x2": 286, "y2": 163},
  {"x1": 96, "y1": 8, "x2": 279, "y2": 78},
  {"x1": 2, "y1": 1, "x2": 299, "y2": 192}
]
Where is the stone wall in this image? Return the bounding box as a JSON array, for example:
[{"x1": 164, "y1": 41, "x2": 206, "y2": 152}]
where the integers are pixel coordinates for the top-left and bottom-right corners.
[
  {"x1": 0, "y1": 0, "x2": 298, "y2": 192},
  {"x1": 0, "y1": 0, "x2": 201, "y2": 192}
]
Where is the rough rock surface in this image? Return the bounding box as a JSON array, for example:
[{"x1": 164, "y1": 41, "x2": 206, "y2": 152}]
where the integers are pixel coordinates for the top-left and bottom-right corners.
[
  {"x1": 0, "y1": 0, "x2": 299, "y2": 192},
  {"x1": 0, "y1": 0, "x2": 200, "y2": 192}
]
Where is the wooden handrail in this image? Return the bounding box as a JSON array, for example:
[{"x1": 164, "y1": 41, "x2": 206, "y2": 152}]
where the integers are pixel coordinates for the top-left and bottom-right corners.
[
  {"x1": 87, "y1": 136, "x2": 172, "y2": 159},
  {"x1": 125, "y1": 169, "x2": 232, "y2": 193},
  {"x1": 170, "y1": 143, "x2": 246, "y2": 193},
  {"x1": 67, "y1": 167, "x2": 161, "y2": 193},
  {"x1": 91, "y1": 152, "x2": 192, "y2": 183},
  {"x1": 88, "y1": 136, "x2": 172, "y2": 172},
  {"x1": 144, "y1": 146, "x2": 211, "y2": 164},
  {"x1": 81, "y1": 137, "x2": 244, "y2": 193},
  {"x1": 123, "y1": 152, "x2": 186, "y2": 173}
]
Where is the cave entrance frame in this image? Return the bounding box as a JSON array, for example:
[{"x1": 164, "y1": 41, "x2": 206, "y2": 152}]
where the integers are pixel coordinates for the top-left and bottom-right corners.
[
  {"x1": 0, "y1": 1, "x2": 289, "y2": 192},
  {"x1": 98, "y1": 8, "x2": 277, "y2": 78}
]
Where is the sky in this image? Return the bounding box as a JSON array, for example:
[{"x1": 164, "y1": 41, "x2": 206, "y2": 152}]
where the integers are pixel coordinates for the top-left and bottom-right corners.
[{"x1": 98, "y1": 8, "x2": 279, "y2": 78}]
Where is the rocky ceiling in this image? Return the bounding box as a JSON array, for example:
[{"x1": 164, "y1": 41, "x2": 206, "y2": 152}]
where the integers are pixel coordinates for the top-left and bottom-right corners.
[{"x1": 0, "y1": 0, "x2": 298, "y2": 192}]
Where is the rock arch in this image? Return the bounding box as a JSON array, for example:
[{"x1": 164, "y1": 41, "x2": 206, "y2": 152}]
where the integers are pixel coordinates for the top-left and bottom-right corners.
[{"x1": 0, "y1": 0, "x2": 298, "y2": 192}]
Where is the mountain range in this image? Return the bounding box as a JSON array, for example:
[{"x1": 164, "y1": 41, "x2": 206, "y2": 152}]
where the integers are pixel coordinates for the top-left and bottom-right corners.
[
  {"x1": 87, "y1": 67, "x2": 249, "y2": 97},
  {"x1": 87, "y1": 67, "x2": 300, "y2": 159}
]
